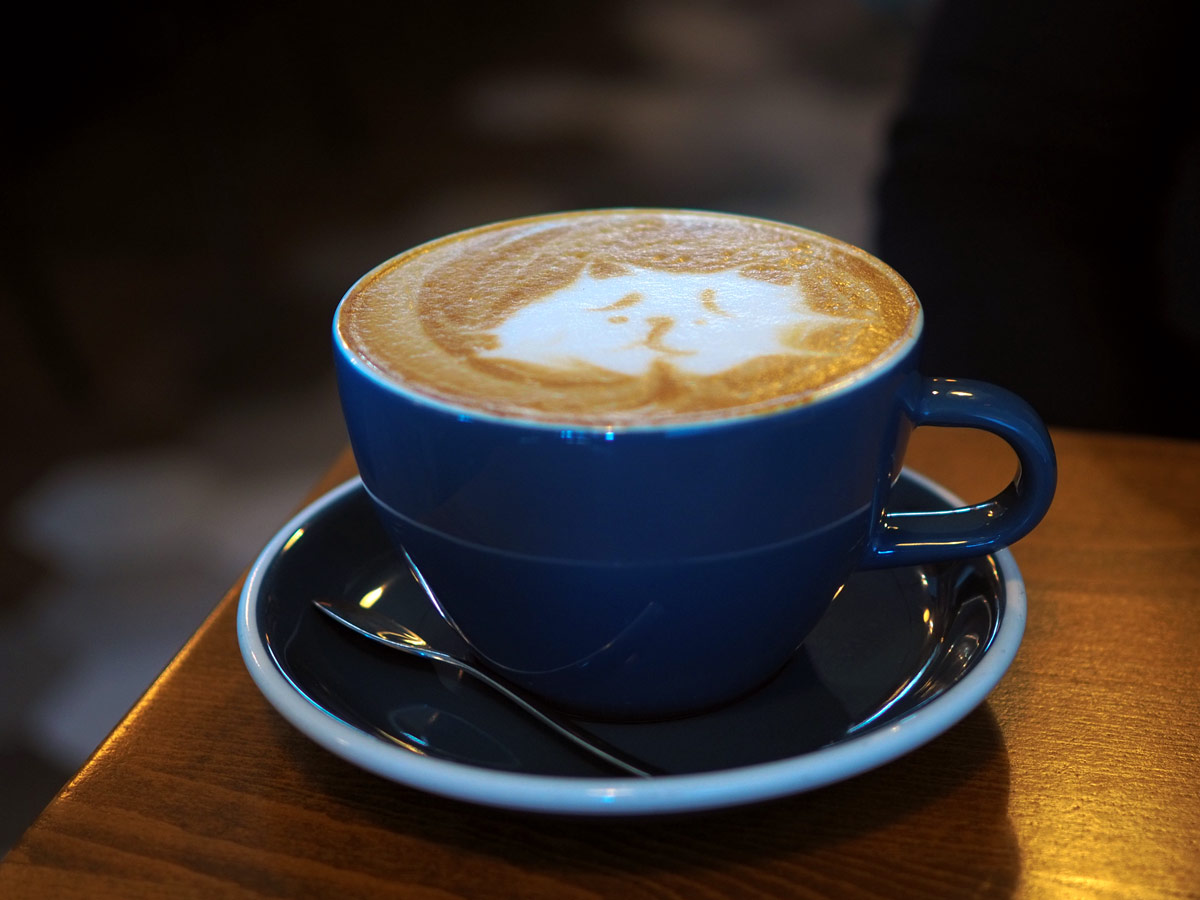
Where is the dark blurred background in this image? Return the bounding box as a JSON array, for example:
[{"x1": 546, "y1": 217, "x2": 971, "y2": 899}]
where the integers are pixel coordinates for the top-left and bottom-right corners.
[{"x1": 0, "y1": 0, "x2": 1195, "y2": 854}]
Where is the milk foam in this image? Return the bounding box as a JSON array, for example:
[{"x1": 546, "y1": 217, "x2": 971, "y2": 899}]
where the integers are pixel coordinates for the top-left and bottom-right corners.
[
  {"x1": 337, "y1": 210, "x2": 921, "y2": 426},
  {"x1": 479, "y1": 267, "x2": 850, "y2": 376}
]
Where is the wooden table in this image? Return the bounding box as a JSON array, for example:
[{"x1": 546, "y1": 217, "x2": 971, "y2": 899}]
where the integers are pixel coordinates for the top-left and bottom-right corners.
[{"x1": 2, "y1": 427, "x2": 1198, "y2": 899}]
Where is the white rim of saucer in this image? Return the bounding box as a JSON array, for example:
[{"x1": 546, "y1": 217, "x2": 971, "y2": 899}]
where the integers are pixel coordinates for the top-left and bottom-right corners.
[{"x1": 237, "y1": 470, "x2": 1025, "y2": 816}]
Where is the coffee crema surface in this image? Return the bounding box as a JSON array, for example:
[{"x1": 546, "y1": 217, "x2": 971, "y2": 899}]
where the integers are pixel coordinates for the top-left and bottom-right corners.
[{"x1": 337, "y1": 210, "x2": 921, "y2": 426}]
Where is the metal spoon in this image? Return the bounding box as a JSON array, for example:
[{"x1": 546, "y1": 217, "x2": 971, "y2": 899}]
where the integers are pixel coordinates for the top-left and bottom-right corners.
[{"x1": 311, "y1": 570, "x2": 658, "y2": 778}]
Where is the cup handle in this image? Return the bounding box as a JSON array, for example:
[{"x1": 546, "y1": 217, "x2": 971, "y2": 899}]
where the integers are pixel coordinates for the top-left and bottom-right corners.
[{"x1": 860, "y1": 377, "x2": 1057, "y2": 569}]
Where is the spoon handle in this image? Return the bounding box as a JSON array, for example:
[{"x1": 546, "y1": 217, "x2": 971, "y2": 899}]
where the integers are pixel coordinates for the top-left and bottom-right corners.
[
  {"x1": 313, "y1": 601, "x2": 660, "y2": 778},
  {"x1": 437, "y1": 656, "x2": 661, "y2": 778}
]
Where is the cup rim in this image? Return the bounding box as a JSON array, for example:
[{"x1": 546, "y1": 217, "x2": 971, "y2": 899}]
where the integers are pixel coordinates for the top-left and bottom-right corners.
[{"x1": 332, "y1": 208, "x2": 924, "y2": 433}]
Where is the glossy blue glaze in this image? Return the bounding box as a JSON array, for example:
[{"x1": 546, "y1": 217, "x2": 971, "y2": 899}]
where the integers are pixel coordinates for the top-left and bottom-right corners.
[{"x1": 334, "y1": 310, "x2": 1055, "y2": 719}]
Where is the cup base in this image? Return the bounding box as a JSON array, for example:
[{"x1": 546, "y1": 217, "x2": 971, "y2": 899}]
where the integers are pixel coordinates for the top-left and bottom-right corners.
[{"x1": 380, "y1": 513, "x2": 866, "y2": 720}]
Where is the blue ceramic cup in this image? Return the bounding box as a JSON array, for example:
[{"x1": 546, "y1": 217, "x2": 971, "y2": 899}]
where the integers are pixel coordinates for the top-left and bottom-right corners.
[{"x1": 333, "y1": 210, "x2": 1056, "y2": 719}]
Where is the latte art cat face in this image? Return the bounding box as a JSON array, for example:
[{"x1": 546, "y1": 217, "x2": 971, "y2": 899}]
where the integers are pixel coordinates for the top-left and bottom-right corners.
[
  {"x1": 337, "y1": 210, "x2": 920, "y2": 426},
  {"x1": 479, "y1": 267, "x2": 852, "y2": 377}
]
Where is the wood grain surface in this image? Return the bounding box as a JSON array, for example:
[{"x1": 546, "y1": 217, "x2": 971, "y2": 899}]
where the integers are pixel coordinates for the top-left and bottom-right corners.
[{"x1": 1, "y1": 428, "x2": 1197, "y2": 899}]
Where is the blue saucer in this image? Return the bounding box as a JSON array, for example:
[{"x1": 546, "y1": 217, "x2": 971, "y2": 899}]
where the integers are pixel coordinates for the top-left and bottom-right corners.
[{"x1": 238, "y1": 470, "x2": 1024, "y2": 816}]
